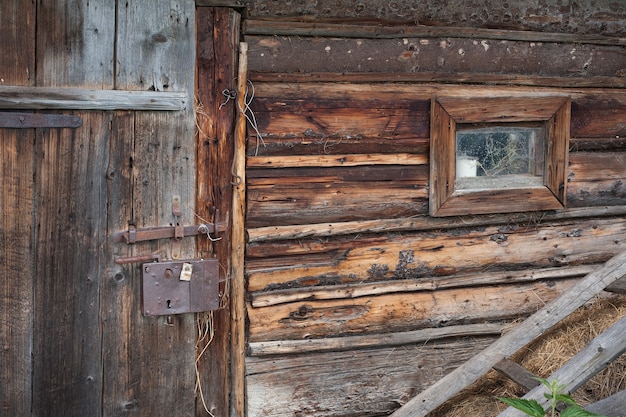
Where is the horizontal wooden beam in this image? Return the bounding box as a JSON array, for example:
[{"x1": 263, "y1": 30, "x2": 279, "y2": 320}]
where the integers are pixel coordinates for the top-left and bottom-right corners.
[
  {"x1": 250, "y1": 265, "x2": 595, "y2": 307},
  {"x1": 0, "y1": 86, "x2": 187, "y2": 111},
  {"x1": 248, "y1": 322, "x2": 503, "y2": 356},
  {"x1": 195, "y1": 0, "x2": 245, "y2": 7},
  {"x1": 248, "y1": 72, "x2": 626, "y2": 89},
  {"x1": 245, "y1": 20, "x2": 626, "y2": 46},
  {"x1": 246, "y1": 205, "x2": 626, "y2": 243},
  {"x1": 247, "y1": 153, "x2": 427, "y2": 168}
]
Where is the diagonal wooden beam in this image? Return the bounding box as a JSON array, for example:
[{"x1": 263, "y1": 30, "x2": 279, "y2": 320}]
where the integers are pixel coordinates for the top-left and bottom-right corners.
[{"x1": 390, "y1": 249, "x2": 626, "y2": 417}]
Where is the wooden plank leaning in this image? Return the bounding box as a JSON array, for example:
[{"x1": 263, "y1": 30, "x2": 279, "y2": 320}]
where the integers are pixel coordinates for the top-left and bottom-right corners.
[
  {"x1": 497, "y1": 314, "x2": 626, "y2": 416},
  {"x1": 390, "y1": 249, "x2": 626, "y2": 417}
]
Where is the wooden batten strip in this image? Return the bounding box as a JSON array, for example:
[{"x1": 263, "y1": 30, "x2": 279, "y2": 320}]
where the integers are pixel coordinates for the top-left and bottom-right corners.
[
  {"x1": 247, "y1": 153, "x2": 428, "y2": 168},
  {"x1": 248, "y1": 322, "x2": 504, "y2": 356},
  {"x1": 250, "y1": 265, "x2": 595, "y2": 307},
  {"x1": 0, "y1": 86, "x2": 187, "y2": 110},
  {"x1": 246, "y1": 205, "x2": 626, "y2": 243},
  {"x1": 248, "y1": 72, "x2": 626, "y2": 88},
  {"x1": 244, "y1": 20, "x2": 626, "y2": 47}
]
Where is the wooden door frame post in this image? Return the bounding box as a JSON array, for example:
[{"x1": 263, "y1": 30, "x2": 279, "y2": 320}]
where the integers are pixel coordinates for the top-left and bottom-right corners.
[{"x1": 231, "y1": 41, "x2": 248, "y2": 417}]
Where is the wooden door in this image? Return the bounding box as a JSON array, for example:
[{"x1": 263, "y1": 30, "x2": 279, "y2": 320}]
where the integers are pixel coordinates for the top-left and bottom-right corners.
[{"x1": 0, "y1": 2, "x2": 240, "y2": 417}]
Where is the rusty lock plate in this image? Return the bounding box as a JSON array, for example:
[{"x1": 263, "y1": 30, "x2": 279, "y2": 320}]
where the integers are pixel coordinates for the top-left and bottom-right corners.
[{"x1": 141, "y1": 259, "x2": 219, "y2": 316}]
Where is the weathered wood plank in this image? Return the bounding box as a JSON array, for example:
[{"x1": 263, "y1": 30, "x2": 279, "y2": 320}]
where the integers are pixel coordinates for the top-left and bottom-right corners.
[
  {"x1": 247, "y1": 153, "x2": 428, "y2": 168},
  {"x1": 0, "y1": 3, "x2": 35, "y2": 415},
  {"x1": 0, "y1": 86, "x2": 187, "y2": 110},
  {"x1": 231, "y1": 39, "x2": 248, "y2": 417},
  {"x1": 250, "y1": 265, "x2": 595, "y2": 308},
  {"x1": 605, "y1": 276, "x2": 626, "y2": 294},
  {"x1": 493, "y1": 359, "x2": 540, "y2": 392},
  {"x1": 246, "y1": 206, "x2": 626, "y2": 243},
  {"x1": 246, "y1": 336, "x2": 496, "y2": 417},
  {"x1": 246, "y1": 218, "x2": 626, "y2": 292},
  {"x1": 101, "y1": 110, "x2": 137, "y2": 415},
  {"x1": 247, "y1": 278, "x2": 577, "y2": 343},
  {"x1": 242, "y1": 3, "x2": 626, "y2": 36},
  {"x1": 585, "y1": 389, "x2": 626, "y2": 416},
  {"x1": 103, "y1": 1, "x2": 198, "y2": 417},
  {"x1": 195, "y1": 7, "x2": 240, "y2": 417},
  {"x1": 245, "y1": 20, "x2": 626, "y2": 46},
  {"x1": 390, "y1": 250, "x2": 626, "y2": 417},
  {"x1": 247, "y1": 35, "x2": 626, "y2": 79},
  {"x1": 36, "y1": 0, "x2": 115, "y2": 88},
  {"x1": 248, "y1": 97, "x2": 430, "y2": 148},
  {"x1": 497, "y1": 315, "x2": 626, "y2": 417},
  {"x1": 0, "y1": 1, "x2": 35, "y2": 86},
  {"x1": 247, "y1": 180, "x2": 428, "y2": 227},
  {"x1": 248, "y1": 322, "x2": 503, "y2": 355},
  {"x1": 32, "y1": 113, "x2": 108, "y2": 417},
  {"x1": 250, "y1": 71, "x2": 626, "y2": 88},
  {"x1": 0, "y1": 129, "x2": 34, "y2": 416},
  {"x1": 248, "y1": 83, "x2": 626, "y2": 140}
]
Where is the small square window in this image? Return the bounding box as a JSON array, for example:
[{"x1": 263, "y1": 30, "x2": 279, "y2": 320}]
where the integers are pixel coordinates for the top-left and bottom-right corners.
[{"x1": 430, "y1": 95, "x2": 570, "y2": 217}]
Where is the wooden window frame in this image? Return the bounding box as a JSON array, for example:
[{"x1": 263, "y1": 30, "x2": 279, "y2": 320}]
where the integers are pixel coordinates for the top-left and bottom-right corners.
[{"x1": 430, "y1": 95, "x2": 571, "y2": 217}]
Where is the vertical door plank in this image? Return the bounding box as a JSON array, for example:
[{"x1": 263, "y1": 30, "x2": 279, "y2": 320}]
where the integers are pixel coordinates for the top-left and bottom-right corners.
[
  {"x1": 0, "y1": 1, "x2": 35, "y2": 85},
  {"x1": 107, "y1": 1, "x2": 198, "y2": 416},
  {"x1": 36, "y1": 0, "x2": 115, "y2": 88},
  {"x1": 31, "y1": 114, "x2": 109, "y2": 417},
  {"x1": 0, "y1": 2, "x2": 35, "y2": 415},
  {"x1": 195, "y1": 8, "x2": 240, "y2": 417},
  {"x1": 0, "y1": 129, "x2": 34, "y2": 416},
  {"x1": 31, "y1": 1, "x2": 115, "y2": 416}
]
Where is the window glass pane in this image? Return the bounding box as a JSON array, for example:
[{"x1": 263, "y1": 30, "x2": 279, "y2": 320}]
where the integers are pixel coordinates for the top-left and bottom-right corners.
[{"x1": 455, "y1": 124, "x2": 546, "y2": 190}]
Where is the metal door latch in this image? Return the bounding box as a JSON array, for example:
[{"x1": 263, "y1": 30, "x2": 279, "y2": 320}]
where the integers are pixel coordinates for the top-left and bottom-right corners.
[
  {"x1": 112, "y1": 220, "x2": 227, "y2": 245},
  {"x1": 141, "y1": 259, "x2": 219, "y2": 316}
]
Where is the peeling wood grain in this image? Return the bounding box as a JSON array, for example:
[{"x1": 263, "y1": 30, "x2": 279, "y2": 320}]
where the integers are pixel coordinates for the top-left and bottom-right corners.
[
  {"x1": 250, "y1": 265, "x2": 595, "y2": 308},
  {"x1": 247, "y1": 278, "x2": 577, "y2": 342},
  {"x1": 246, "y1": 218, "x2": 626, "y2": 292},
  {"x1": 248, "y1": 322, "x2": 504, "y2": 355},
  {"x1": 246, "y1": 206, "x2": 626, "y2": 243}
]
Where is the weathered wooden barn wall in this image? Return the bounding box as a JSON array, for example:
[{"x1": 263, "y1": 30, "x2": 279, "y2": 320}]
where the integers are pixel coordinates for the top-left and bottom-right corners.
[
  {"x1": 237, "y1": 1, "x2": 626, "y2": 416},
  {"x1": 0, "y1": 1, "x2": 229, "y2": 417}
]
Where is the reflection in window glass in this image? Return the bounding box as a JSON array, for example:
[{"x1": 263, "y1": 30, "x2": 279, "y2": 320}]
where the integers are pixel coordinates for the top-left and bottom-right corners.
[{"x1": 455, "y1": 124, "x2": 546, "y2": 190}]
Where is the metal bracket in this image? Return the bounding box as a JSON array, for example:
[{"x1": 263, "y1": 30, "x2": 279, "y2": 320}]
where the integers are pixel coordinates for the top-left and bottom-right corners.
[
  {"x1": 0, "y1": 111, "x2": 82, "y2": 128},
  {"x1": 141, "y1": 259, "x2": 219, "y2": 316}
]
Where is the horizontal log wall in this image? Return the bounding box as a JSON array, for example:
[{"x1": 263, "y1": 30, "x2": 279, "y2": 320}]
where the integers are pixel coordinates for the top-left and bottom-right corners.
[{"x1": 241, "y1": 16, "x2": 626, "y2": 417}]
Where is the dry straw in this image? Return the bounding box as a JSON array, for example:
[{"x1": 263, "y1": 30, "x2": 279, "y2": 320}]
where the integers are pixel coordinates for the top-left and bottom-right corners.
[{"x1": 431, "y1": 295, "x2": 626, "y2": 417}]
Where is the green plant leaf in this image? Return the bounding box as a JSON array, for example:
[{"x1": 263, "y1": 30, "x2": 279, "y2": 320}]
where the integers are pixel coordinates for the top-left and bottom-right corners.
[
  {"x1": 560, "y1": 405, "x2": 608, "y2": 417},
  {"x1": 552, "y1": 393, "x2": 578, "y2": 406},
  {"x1": 497, "y1": 397, "x2": 545, "y2": 417}
]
